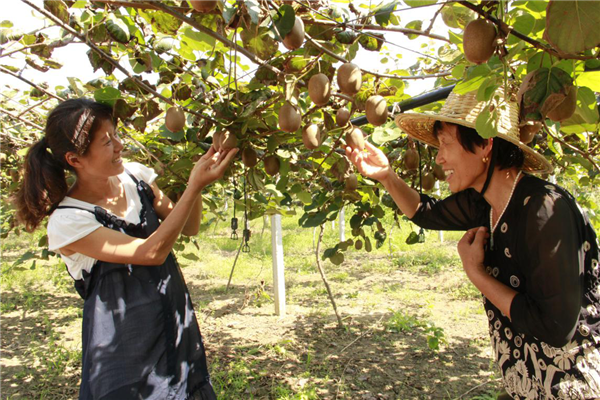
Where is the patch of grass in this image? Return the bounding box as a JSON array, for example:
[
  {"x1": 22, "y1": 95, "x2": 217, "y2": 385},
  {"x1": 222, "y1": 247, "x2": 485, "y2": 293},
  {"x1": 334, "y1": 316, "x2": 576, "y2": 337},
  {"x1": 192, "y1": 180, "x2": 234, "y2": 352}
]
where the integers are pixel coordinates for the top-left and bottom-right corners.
[{"x1": 449, "y1": 281, "x2": 482, "y2": 301}]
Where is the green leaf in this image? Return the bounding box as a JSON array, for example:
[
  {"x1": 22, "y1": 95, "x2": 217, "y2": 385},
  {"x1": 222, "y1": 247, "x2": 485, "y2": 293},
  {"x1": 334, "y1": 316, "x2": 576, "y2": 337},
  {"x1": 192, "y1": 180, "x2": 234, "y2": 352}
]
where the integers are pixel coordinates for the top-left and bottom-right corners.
[
  {"x1": 358, "y1": 33, "x2": 384, "y2": 52},
  {"x1": 520, "y1": 67, "x2": 573, "y2": 120},
  {"x1": 94, "y1": 87, "x2": 121, "y2": 106},
  {"x1": 181, "y1": 252, "x2": 200, "y2": 261},
  {"x1": 544, "y1": 1, "x2": 600, "y2": 55},
  {"x1": 441, "y1": 4, "x2": 476, "y2": 29},
  {"x1": 240, "y1": 26, "x2": 278, "y2": 60},
  {"x1": 335, "y1": 30, "x2": 357, "y2": 44},
  {"x1": 373, "y1": 2, "x2": 397, "y2": 27},
  {"x1": 475, "y1": 106, "x2": 499, "y2": 139},
  {"x1": 330, "y1": 252, "x2": 344, "y2": 265},
  {"x1": 12, "y1": 251, "x2": 36, "y2": 268},
  {"x1": 372, "y1": 125, "x2": 402, "y2": 145},
  {"x1": 296, "y1": 190, "x2": 312, "y2": 205},
  {"x1": 245, "y1": 0, "x2": 262, "y2": 25},
  {"x1": 404, "y1": 0, "x2": 437, "y2": 7},
  {"x1": 1, "y1": 20, "x2": 13, "y2": 28},
  {"x1": 577, "y1": 71, "x2": 600, "y2": 93},
  {"x1": 44, "y1": 0, "x2": 70, "y2": 24},
  {"x1": 404, "y1": 20, "x2": 422, "y2": 40},
  {"x1": 405, "y1": 231, "x2": 419, "y2": 245},
  {"x1": 149, "y1": 10, "x2": 182, "y2": 35},
  {"x1": 106, "y1": 15, "x2": 130, "y2": 44},
  {"x1": 273, "y1": 5, "x2": 295, "y2": 39},
  {"x1": 454, "y1": 64, "x2": 491, "y2": 94}
]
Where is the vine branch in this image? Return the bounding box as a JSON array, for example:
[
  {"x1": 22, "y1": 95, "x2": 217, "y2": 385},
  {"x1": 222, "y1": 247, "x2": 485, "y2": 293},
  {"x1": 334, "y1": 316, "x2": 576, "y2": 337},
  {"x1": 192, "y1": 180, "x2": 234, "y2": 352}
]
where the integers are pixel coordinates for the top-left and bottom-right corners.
[{"x1": 0, "y1": 66, "x2": 65, "y2": 102}]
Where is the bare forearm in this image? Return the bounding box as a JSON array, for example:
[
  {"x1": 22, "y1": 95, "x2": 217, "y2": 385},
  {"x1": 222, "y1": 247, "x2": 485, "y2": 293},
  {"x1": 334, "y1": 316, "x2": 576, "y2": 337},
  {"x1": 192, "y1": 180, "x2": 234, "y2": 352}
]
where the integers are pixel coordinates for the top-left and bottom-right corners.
[
  {"x1": 181, "y1": 194, "x2": 202, "y2": 236},
  {"x1": 380, "y1": 171, "x2": 421, "y2": 219},
  {"x1": 143, "y1": 185, "x2": 203, "y2": 263}
]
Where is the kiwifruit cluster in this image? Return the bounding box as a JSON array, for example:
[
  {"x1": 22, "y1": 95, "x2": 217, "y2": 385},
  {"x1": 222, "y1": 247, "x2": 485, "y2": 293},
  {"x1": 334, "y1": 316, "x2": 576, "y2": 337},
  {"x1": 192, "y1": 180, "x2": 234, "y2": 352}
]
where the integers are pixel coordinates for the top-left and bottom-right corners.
[
  {"x1": 463, "y1": 19, "x2": 496, "y2": 64},
  {"x1": 165, "y1": 107, "x2": 185, "y2": 133}
]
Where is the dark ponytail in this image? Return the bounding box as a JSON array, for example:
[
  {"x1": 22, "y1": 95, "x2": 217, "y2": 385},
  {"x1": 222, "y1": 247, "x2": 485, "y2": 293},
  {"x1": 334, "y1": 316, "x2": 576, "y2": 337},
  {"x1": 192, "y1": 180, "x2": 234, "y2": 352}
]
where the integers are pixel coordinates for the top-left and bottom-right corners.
[{"x1": 14, "y1": 98, "x2": 114, "y2": 232}]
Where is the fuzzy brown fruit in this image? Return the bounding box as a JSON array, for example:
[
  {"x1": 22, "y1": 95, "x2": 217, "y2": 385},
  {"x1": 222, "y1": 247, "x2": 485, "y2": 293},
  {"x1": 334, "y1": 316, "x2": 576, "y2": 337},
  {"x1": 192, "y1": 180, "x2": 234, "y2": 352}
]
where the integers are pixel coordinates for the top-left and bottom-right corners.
[
  {"x1": 345, "y1": 173, "x2": 358, "y2": 191},
  {"x1": 421, "y1": 173, "x2": 435, "y2": 192},
  {"x1": 463, "y1": 19, "x2": 496, "y2": 64},
  {"x1": 519, "y1": 122, "x2": 542, "y2": 144},
  {"x1": 221, "y1": 131, "x2": 238, "y2": 150},
  {"x1": 308, "y1": 73, "x2": 331, "y2": 106},
  {"x1": 337, "y1": 63, "x2": 362, "y2": 96},
  {"x1": 345, "y1": 127, "x2": 365, "y2": 152},
  {"x1": 165, "y1": 107, "x2": 185, "y2": 133},
  {"x1": 404, "y1": 148, "x2": 419, "y2": 170},
  {"x1": 336, "y1": 108, "x2": 351, "y2": 127},
  {"x1": 302, "y1": 124, "x2": 321, "y2": 150},
  {"x1": 190, "y1": 0, "x2": 218, "y2": 13},
  {"x1": 242, "y1": 147, "x2": 258, "y2": 168},
  {"x1": 433, "y1": 164, "x2": 446, "y2": 181},
  {"x1": 365, "y1": 95, "x2": 388, "y2": 126},
  {"x1": 547, "y1": 86, "x2": 577, "y2": 122},
  {"x1": 264, "y1": 155, "x2": 281, "y2": 176},
  {"x1": 282, "y1": 17, "x2": 305, "y2": 50},
  {"x1": 278, "y1": 102, "x2": 301, "y2": 132},
  {"x1": 212, "y1": 130, "x2": 225, "y2": 152}
]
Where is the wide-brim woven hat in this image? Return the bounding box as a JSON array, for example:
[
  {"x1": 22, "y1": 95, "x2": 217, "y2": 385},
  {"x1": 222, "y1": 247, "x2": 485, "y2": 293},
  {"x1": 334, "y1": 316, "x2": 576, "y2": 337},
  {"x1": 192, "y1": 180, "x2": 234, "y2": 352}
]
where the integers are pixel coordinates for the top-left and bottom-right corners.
[{"x1": 394, "y1": 88, "x2": 553, "y2": 174}]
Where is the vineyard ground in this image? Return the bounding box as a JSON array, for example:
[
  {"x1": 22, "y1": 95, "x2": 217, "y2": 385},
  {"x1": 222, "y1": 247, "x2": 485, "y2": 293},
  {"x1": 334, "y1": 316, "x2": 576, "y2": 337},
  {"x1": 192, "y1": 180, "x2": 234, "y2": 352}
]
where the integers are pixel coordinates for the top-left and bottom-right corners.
[{"x1": 2, "y1": 211, "x2": 504, "y2": 400}]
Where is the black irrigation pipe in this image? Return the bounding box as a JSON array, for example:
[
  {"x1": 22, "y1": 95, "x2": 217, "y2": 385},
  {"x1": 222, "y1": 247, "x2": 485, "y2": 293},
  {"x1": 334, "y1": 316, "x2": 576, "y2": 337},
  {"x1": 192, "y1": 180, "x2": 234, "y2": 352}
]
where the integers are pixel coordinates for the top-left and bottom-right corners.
[{"x1": 350, "y1": 84, "x2": 456, "y2": 127}]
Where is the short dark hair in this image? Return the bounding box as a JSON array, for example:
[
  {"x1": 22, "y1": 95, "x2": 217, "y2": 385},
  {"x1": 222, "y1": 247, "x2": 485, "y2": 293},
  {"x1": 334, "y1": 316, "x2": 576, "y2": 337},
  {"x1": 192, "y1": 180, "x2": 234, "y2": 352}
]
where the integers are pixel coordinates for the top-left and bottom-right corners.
[{"x1": 432, "y1": 121, "x2": 524, "y2": 170}]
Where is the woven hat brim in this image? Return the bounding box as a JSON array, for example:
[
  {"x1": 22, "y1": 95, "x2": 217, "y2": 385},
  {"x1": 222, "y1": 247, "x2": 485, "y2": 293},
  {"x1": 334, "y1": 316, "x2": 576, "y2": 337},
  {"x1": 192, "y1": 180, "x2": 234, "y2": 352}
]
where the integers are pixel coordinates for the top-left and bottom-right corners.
[{"x1": 395, "y1": 113, "x2": 553, "y2": 174}]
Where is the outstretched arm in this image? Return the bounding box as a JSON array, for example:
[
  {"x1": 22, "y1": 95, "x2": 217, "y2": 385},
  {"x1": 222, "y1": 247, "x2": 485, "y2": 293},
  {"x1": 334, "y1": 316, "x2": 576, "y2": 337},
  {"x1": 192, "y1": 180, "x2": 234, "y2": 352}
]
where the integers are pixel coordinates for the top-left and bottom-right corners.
[
  {"x1": 61, "y1": 147, "x2": 238, "y2": 265},
  {"x1": 346, "y1": 141, "x2": 421, "y2": 218}
]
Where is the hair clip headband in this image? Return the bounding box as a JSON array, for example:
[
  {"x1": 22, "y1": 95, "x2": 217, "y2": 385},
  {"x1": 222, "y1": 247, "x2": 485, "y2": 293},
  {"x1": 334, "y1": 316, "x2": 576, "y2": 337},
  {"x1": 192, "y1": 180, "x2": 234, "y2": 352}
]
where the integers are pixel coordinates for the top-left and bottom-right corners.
[{"x1": 72, "y1": 109, "x2": 95, "y2": 154}]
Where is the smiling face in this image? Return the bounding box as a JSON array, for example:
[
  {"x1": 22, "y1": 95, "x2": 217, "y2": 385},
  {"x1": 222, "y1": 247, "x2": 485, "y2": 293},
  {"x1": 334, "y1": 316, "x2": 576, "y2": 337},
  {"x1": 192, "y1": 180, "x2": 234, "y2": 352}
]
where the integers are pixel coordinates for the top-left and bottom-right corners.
[
  {"x1": 434, "y1": 122, "x2": 490, "y2": 193},
  {"x1": 78, "y1": 118, "x2": 124, "y2": 177}
]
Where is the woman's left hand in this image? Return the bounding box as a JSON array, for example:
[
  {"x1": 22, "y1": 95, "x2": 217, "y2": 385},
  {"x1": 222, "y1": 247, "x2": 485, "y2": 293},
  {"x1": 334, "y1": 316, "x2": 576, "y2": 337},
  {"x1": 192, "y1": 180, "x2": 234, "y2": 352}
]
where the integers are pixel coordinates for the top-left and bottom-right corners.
[{"x1": 457, "y1": 226, "x2": 489, "y2": 280}]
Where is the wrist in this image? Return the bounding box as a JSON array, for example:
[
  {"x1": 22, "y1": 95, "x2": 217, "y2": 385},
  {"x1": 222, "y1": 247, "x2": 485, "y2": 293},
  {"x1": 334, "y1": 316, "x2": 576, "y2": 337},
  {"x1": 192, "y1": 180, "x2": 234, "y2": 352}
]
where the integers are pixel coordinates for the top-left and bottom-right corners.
[{"x1": 380, "y1": 169, "x2": 397, "y2": 188}]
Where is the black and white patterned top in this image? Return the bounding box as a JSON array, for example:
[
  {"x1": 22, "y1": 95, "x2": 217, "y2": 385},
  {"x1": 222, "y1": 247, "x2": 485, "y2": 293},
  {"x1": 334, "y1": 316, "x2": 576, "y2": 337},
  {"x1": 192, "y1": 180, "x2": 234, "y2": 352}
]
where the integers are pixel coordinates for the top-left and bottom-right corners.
[{"x1": 411, "y1": 174, "x2": 600, "y2": 399}]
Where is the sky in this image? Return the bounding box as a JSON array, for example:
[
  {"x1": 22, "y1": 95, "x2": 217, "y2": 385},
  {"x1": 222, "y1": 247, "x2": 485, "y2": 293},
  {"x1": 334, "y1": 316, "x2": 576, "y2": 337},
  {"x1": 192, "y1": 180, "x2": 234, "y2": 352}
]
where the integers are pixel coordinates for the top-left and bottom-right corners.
[{"x1": 2, "y1": 0, "x2": 445, "y2": 98}]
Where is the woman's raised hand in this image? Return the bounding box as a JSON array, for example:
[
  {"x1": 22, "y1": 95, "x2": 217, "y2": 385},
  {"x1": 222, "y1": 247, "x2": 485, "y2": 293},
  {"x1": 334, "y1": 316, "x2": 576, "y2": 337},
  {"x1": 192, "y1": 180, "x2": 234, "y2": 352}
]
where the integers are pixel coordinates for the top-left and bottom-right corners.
[
  {"x1": 188, "y1": 146, "x2": 239, "y2": 191},
  {"x1": 345, "y1": 141, "x2": 393, "y2": 184}
]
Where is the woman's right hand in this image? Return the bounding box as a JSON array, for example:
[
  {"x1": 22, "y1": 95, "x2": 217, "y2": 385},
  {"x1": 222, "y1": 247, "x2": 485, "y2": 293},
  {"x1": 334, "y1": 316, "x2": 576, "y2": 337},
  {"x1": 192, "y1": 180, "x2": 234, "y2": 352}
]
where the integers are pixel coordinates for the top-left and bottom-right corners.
[
  {"x1": 345, "y1": 141, "x2": 394, "y2": 184},
  {"x1": 188, "y1": 146, "x2": 238, "y2": 191}
]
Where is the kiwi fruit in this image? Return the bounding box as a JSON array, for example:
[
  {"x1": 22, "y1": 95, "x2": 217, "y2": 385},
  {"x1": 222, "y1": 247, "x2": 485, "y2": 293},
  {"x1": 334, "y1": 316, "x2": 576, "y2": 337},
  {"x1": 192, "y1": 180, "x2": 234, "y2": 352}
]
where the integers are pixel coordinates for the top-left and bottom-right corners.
[
  {"x1": 421, "y1": 173, "x2": 435, "y2": 192},
  {"x1": 345, "y1": 127, "x2": 365, "y2": 151},
  {"x1": 308, "y1": 73, "x2": 331, "y2": 106},
  {"x1": 337, "y1": 63, "x2": 362, "y2": 96},
  {"x1": 433, "y1": 164, "x2": 446, "y2": 181},
  {"x1": 463, "y1": 19, "x2": 496, "y2": 64},
  {"x1": 242, "y1": 147, "x2": 258, "y2": 168},
  {"x1": 404, "y1": 148, "x2": 419, "y2": 170},
  {"x1": 264, "y1": 155, "x2": 281, "y2": 176},
  {"x1": 221, "y1": 131, "x2": 238, "y2": 150},
  {"x1": 336, "y1": 108, "x2": 351, "y2": 127},
  {"x1": 283, "y1": 17, "x2": 305, "y2": 50},
  {"x1": 547, "y1": 86, "x2": 577, "y2": 122},
  {"x1": 302, "y1": 124, "x2": 321, "y2": 150},
  {"x1": 165, "y1": 107, "x2": 185, "y2": 133},
  {"x1": 278, "y1": 102, "x2": 301, "y2": 132},
  {"x1": 519, "y1": 121, "x2": 541, "y2": 144},
  {"x1": 354, "y1": 239, "x2": 363, "y2": 250},
  {"x1": 365, "y1": 95, "x2": 388, "y2": 126},
  {"x1": 212, "y1": 130, "x2": 225, "y2": 152},
  {"x1": 190, "y1": 0, "x2": 218, "y2": 13},
  {"x1": 345, "y1": 173, "x2": 358, "y2": 191}
]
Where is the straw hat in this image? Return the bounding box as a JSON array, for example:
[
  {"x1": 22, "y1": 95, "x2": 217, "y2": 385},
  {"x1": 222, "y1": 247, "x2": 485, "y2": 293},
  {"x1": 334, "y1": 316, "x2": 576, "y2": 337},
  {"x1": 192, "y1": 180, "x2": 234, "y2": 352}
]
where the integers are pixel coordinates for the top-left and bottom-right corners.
[{"x1": 394, "y1": 88, "x2": 553, "y2": 174}]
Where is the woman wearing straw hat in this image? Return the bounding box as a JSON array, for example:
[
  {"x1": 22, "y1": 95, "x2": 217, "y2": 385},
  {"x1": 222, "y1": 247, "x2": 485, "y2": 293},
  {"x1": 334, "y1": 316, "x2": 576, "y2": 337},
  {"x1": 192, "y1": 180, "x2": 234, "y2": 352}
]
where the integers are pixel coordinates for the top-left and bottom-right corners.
[{"x1": 346, "y1": 89, "x2": 600, "y2": 399}]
